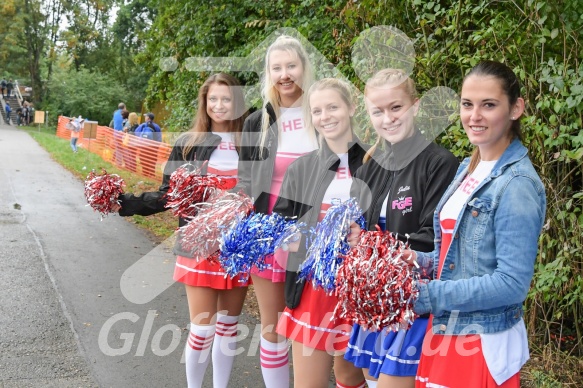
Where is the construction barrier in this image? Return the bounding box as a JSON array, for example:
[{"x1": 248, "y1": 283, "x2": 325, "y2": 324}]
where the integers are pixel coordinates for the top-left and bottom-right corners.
[{"x1": 56, "y1": 116, "x2": 172, "y2": 182}]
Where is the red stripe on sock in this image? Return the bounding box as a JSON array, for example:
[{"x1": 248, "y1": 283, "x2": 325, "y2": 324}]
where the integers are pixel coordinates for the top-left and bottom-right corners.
[
  {"x1": 260, "y1": 358, "x2": 289, "y2": 369},
  {"x1": 189, "y1": 333, "x2": 212, "y2": 342},
  {"x1": 216, "y1": 329, "x2": 238, "y2": 337},
  {"x1": 216, "y1": 321, "x2": 238, "y2": 337},
  {"x1": 216, "y1": 321, "x2": 237, "y2": 328},
  {"x1": 260, "y1": 346, "x2": 286, "y2": 356},
  {"x1": 187, "y1": 333, "x2": 214, "y2": 350},
  {"x1": 260, "y1": 348, "x2": 288, "y2": 366},
  {"x1": 259, "y1": 342, "x2": 288, "y2": 368}
]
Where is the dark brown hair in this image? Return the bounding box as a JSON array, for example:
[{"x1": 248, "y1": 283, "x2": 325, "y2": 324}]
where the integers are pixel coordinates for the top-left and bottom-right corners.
[{"x1": 465, "y1": 61, "x2": 522, "y2": 172}]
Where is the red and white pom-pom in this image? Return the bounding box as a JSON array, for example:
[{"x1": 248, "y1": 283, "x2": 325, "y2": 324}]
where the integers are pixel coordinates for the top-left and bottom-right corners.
[
  {"x1": 165, "y1": 163, "x2": 234, "y2": 218},
  {"x1": 84, "y1": 169, "x2": 125, "y2": 217},
  {"x1": 333, "y1": 228, "x2": 419, "y2": 332},
  {"x1": 178, "y1": 190, "x2": 253, "y2": 262}
]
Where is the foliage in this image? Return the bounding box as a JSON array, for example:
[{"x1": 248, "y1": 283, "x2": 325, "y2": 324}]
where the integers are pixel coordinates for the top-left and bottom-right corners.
[
  {"x1": 137, "y1": 0, "x2": 582, "y2": 382},
  {"x1": 340, "y1": 0, "x2": 583, "y2": 378},
  {"x1": 0, "y1": 0, "x2": 30, "y2": 80},
  {"x1": 138, "y1": 0, "x2": 347, "y2": 131},
  {"x1": 1, "y1": 0, "x2": 152, "y2": 117},
  {"x1": 44, "y1": 61, "x2": 126, "y2": 124}
]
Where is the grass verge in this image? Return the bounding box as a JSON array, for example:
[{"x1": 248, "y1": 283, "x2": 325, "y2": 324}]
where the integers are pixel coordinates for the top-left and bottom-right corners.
[
  {"x1": 24, "y1": 126, "x2": 261, "y2": 321},
  {"x1": 25, "y1": 126, "x2": 176, "y2": 239}
]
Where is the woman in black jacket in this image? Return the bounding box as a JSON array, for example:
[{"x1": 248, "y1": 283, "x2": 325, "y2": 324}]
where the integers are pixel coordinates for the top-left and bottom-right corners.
[
  {"x1": 117, "y1": 73, "x2": 248, "y2": 388},
  {"x1": 344, "y1": 69, "x2": 459, "y2": 388},
  {"x1": 235, "y1": 34, "x2": 318, "y2": 388},
  {"x1": 273, "y1": 78, "x2": 368, "y2": 387}
]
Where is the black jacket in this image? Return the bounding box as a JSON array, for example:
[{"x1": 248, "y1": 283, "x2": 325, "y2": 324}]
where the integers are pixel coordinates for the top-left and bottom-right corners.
[
  {"x1": 118, "y1": 132, "x2": 225, "y2": 256},
  {"x1": 272, "y1": 138, "x2": 370, "y2": 309},
  {"x1": 351, "y1": 130, "x2": 459, "y2": 253},
  {"x1": 235, "y1": 104, "x2": 278, "y2": 213}
]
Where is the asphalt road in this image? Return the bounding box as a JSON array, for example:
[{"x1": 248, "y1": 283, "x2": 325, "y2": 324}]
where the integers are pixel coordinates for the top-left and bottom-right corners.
[{"x1": 0, "y1": 125, "x2": 268, "y2": 387}]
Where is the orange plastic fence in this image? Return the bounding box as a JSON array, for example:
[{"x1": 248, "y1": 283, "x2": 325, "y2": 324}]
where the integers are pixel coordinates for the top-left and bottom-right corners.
[{"x1": 57, "y1": 116, "x2": 172, "y2": 181}]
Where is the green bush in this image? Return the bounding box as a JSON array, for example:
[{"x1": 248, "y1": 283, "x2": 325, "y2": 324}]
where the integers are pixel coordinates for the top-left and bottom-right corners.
[{"x1": 139, "y1": 0, "x2": 583, "y2": 382}]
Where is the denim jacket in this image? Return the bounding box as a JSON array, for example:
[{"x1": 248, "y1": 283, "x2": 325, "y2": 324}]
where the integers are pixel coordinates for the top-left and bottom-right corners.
[{"x1": 414, "y1": 139, "x2": 546, "y2": 335}]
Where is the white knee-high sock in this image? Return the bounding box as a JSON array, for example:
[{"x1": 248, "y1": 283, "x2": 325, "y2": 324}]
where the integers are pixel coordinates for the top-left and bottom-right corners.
[
  {"x1": 259, "y1": 336, "x2": 289, "y2": 388},
  {"x1": 365, "y1": 380, "x2": 378, "y2": 388},
  {"x1": 185, "y1": 323, "x2": 215, "y2": 388},
  {"x1": 211, "y1": 313, "x2": 239, "y2": 388}
]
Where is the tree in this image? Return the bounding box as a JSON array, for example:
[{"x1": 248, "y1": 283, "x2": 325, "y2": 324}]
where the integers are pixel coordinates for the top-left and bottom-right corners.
[{"x1": 45, "y1": 57, "x2": 126, "y2": 124}]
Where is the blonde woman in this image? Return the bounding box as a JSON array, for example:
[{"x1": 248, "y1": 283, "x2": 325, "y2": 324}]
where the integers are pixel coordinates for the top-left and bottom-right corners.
[
  {"x1": 344, "y1": 69, "x2": 458, "y2": 388},
  {"x1": 236, "y1": 35, "x2": 318, "y2": 388},
  {"x1": 274, "y1": 78, "x2": 369, "y2": 388},
  {"x1": 122, "y1": 112, "x2": 140, "y2": 171}
]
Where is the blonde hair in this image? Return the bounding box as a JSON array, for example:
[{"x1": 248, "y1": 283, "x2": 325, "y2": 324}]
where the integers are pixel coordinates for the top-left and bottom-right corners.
[
  {"x1": 305, "y1": 78, "x2": 356, "y2": 147},
  {"x1": 181, "y1": 73, "x2": 247, "y2": 159},
  {"x1": 259, "y1": 35, "x2": 314, "y2": 152},
  {"x1": 128, "y1": 112, "x2": 139, "y2": 126},
  {"x1": 363, "y1": 69, "x2": 418, "y2": 162}
]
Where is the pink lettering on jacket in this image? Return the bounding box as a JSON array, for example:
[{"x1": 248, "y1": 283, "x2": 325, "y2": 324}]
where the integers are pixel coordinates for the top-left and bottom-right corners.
[{"x1": 392, "y1": 197, "x2": 413, "y2": 210}]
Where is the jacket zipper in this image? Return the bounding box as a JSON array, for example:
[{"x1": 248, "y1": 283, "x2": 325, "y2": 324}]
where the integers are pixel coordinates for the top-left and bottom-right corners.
[{"x1": 370, "y1": 170, "x2": 394, "y2": 230}]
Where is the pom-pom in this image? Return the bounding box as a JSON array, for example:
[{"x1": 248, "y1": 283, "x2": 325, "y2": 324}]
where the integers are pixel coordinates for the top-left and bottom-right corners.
[
  {"x1": 178, "y1": 190, "x2": 253, "y2": 262},
  {"x1": 219, "y1": 212, "x2": 304, "y2": 279},
  {"x1": 333, "y1": 228, "x2": 419, "y2": 332},
  {"x1": 165, "y1": 163, "x2": 234, "y2": 218},
  {"x1": 84, "y1": 169, "x2": 125, "y2": 217},
  {"x1": 297, "y1": 198, "x2": 365, "y2": 293}
]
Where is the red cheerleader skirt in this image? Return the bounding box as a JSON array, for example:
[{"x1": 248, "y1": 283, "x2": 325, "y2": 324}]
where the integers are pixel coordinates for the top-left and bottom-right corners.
[
  {"x1": 415, "y1": 317, "x2": 520, "y2": 388},
  {"x1": 173, "y1": 255, "x2": 250, "y2": 289},
  {"x1": 277, "y1": 282, "x2": 352, "y2": 354}
]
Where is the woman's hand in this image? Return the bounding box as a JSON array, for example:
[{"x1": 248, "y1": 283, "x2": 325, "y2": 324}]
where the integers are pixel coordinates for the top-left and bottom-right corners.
[
  {"x1": 282, "y1": 232, "x2": 301, "y2": 252},
  {"x1": 401, "y1": 249, "x2": 419, "y2": 268},
  {"x1": 346, "y1": 221, "x2": 362, "y2": 247}
]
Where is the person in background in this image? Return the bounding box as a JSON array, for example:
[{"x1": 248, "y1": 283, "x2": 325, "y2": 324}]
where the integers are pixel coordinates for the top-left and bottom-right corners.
[
  {"x1": 121, "y1": 109, "x2": 129, "y2": 128},
  {"x1": 69, "y1": 115, "x2": 85, "y2": 153},
  {"x1": 4, "y1": 102, "x2": 11, "y2": 125},
  {"x1": 135, "y1": 113, "x2": 162, "y2": 141},
  {"x1": 235, "y1": 34, "x2": 318, "y2": 388},
  {"x1": 112, "y1": 103, "x2": 126, "y2": 165},
  {"x1": 16, "y1": 106, "x2": 22, "y2": 126},
  {"x1": 6, "y1": 79, "x2": 13, "y2": 98},
  {"x1": 0, "y1": 78, "x2": 6, "y2": 97},
  {"x1": 117, "y1": 73, "x2": 248, "y2": 388},
  {"x1": 134, "y1": 113, "x2": 162, "y2": 177},
  {"x1": 21, "y1": 102, "x2": 27, "y2": 125},
  {"x1": 112, "y1": 103, "x2": 125, "y2": 131},
  {"x1": 122, "y1": 112, "x2": 140, "y2": 172},
  {"x1": 344, "y1": 68, "x2": 459, "y2": 388},
  {"x1": 124, "y1": 112, "x2": 140, "y2": 135},
  {"x1": 408, "y1": 60, "x2": 546, "y2": 388},
  {"x1": 23, "y1": 102, "x2": 30, "y2": 126}
]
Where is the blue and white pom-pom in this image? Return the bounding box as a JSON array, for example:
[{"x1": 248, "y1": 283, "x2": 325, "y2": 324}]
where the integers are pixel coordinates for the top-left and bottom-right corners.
[
  {"x1": 219, "y1": 212, "x2": 304, "y2": 279},
  {"x1": 297, "y1": 197, "x2": 365, "y2": 293}
]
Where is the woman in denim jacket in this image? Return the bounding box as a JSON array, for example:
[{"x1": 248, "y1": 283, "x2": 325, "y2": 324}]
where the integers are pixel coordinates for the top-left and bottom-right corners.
[{"x1": 409, "y1": 61, "x2": 547, "y2": 387}]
